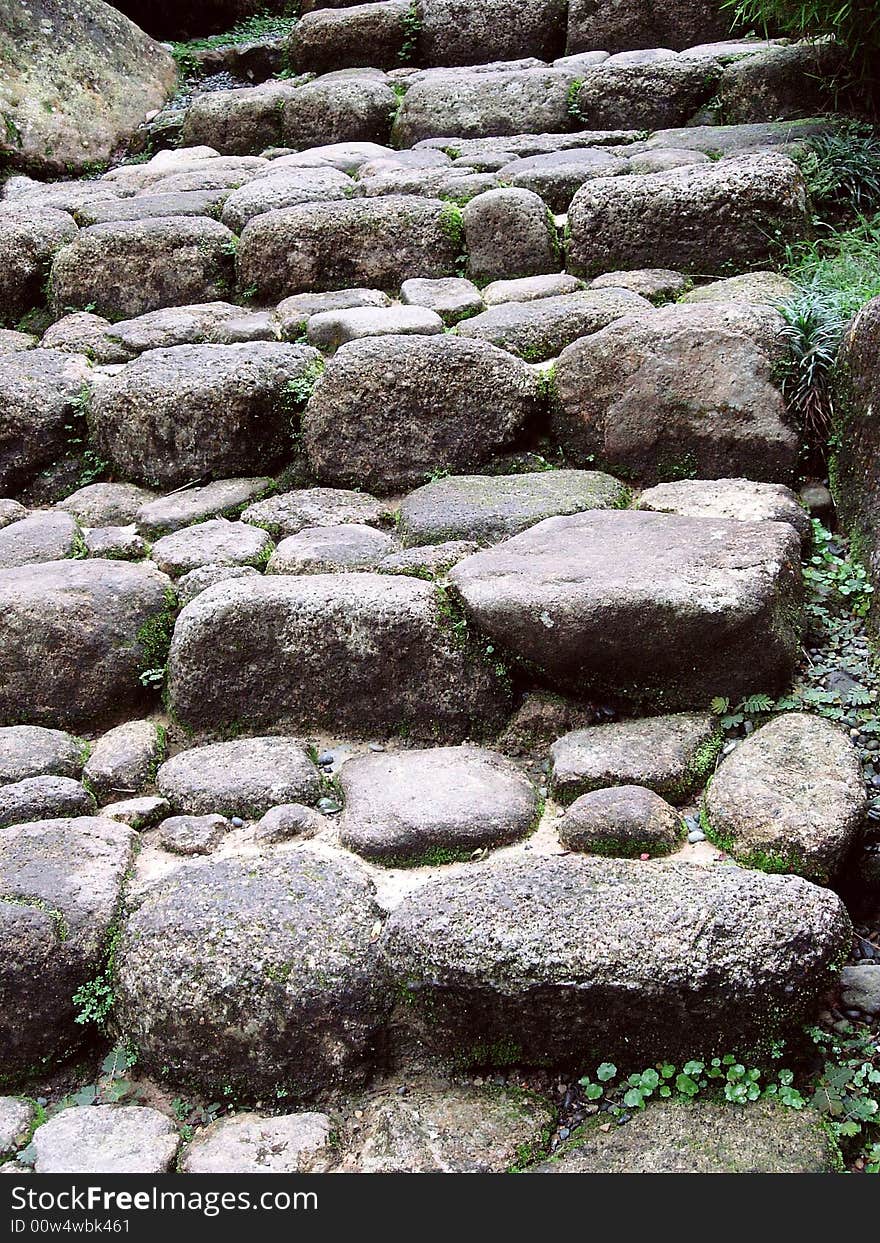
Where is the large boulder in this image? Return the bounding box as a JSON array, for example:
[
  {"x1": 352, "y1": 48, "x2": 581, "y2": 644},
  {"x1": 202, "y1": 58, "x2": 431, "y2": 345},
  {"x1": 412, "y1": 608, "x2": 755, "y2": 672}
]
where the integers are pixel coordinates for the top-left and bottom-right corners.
[
  {"x1": 448, "y1": 510, "x2": 802, "y2": 709},
  {"x1": 565, "y1": 0, "x2": 730, "y2": 54},
  {"x1": 302, "y1": 335, "x2": 543, "y2": 492},
  {"x1": 0, "y1": 349, "x2": 90, "y2": 497},
  {"x1": 381, "y1": 854, "x2": 850, "y2": 1066},
  {"x1": 704, "y1": 713, "x2": 867, "y2": 884},
  {"x1": 237, "y1": 197, "x2": 462, "y2": 301},
  {"x1": 566, "y1": 155, "x2": 810, "y2": 277},
  {"x1": 397, "y1": 470, "x2": 626, "y2": 546},
  {"x1": 0, "y1": 0, "x2": 176, "y2": 175},
  {"x1": 392, "y1": 68, "x2": 579, "y2": 146},
  {"x1": 0, "y1": 816, "x2": 136, "y2": 1077},
  {"x1": 167, "y1": 573, "x2": 510, "y2": 740},
  {"x1": 88, "y1": 343, "x2": 322, "y2": 488},
  {"x1": 115, "y1": 851, "x2": 390, "y2": 1096},
  {"x1": 571, "y1": 58, "x2": 723, "y2": 131},
  {"x1": 49, "y1": 218, "x2": 238, "y2": 321},
  {"x1": 0, "y1": 559, "x2": 174, "y2": 731},
  {"x1": 0, "y1": 205, "x2": 79, "y2": 327},
  {"x1": 417, "y1": 0, "x2": 567, "y2": 67},
  {"x1": 552, "y1": 305, "x2": 799, "y2": 483},
  {"x1": 290, "y1": 2, "x2": 411, "y2": 73}
]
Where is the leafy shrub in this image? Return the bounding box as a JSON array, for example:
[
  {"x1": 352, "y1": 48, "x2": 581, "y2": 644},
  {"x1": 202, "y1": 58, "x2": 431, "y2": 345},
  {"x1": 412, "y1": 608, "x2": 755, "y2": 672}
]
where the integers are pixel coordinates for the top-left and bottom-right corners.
[
  {"x1": 724, "y1": 0, "x2": 880, "y2": 103},
  {"x1": 794, "y1": 126, "x2": 880, "y2": 220}
]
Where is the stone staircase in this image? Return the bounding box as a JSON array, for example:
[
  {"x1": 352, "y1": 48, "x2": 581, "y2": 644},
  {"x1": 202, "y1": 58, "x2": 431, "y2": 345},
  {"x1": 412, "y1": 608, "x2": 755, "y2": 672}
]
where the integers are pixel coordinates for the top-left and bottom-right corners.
[{"x1": 0, "y1": 0, "x2": 876, "y2": 1175}]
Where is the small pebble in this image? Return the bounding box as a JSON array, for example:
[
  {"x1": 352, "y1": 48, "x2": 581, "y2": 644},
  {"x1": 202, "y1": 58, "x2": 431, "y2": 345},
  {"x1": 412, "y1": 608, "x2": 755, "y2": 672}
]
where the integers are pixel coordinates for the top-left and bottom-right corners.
[
  {"x1": 687, "y1": 829, "x2": 706, "y2": 844},
  {"x1": 231, "y1": 816, "x2": 244, "y2": 828},
  {"x1": 368, "y1": 743, "x2": 385, "y2": 752},
  {"x1": 317, "y1": 751, "x2": 334, "y2": 766}
]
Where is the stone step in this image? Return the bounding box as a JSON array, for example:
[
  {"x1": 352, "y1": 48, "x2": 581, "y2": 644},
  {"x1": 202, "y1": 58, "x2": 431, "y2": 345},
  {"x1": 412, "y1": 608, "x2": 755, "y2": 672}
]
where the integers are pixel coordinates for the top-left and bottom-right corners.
[
  {"x1": 167, "y1": 572, "x2": 511, "y2": 739},
  {"x1": 448, "y1": 509, "x2": 803, "y2": 710},
  {"x1": 381, "y1": 853, "x2": 850, "y2": 1066}
]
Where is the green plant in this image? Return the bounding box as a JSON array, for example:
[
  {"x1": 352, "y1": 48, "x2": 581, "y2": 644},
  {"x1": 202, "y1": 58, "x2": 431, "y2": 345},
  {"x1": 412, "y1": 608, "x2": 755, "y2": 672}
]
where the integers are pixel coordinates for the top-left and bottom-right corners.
[
  {"x1": 777, "y1": 215, "x2": 880, "y2": 439},
  {"x1": 777, "y1": 291, "x2": 849, "y2": 439},
  {"x1": 398, "y1": 1, "x2": 422, "y2": 64},
  {"x1": 794, "y1": 126, "x2": 880, "y2": 220},
  {"x1": 577, "y1": 1055, "x2": 807, "y2": 1113},
  {"x1": 723, "y1": 0, "x2": 880, "y2": 105}
]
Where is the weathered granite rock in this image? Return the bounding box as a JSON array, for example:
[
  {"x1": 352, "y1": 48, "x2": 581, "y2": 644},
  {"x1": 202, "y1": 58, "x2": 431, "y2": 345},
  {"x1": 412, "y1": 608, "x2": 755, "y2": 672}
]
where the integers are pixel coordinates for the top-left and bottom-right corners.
[
  {"x1": 400, "y1": 277, "x2": 484, "y2": 325},
  {"x1": 49, "y1": 218, "x2": 237, "y2": 321},
  {"x1": 0, "y1": 776, "x2": 95, "y2": 830},
  {"x1": 237, "y1": 197, "x2": 463, "y2": 300},
  {"x1": 33, "y1": 1106, "x2": 179, "y2": 1174},
  {"x1": 181, "y1": 1112, "x2": 332, "y2": 1173},
  {"x1": 0, "y1": 206, "x2": 78, "y2": 325},
  {"x1": 566, "y1": 155, "x2": 809, "y2": 277},
  {"x1": 338, "y1": 745, "x2": 538, "y2": 864},
  {"x1": 558, "y1": 785, "x2": 684, "y2": 857},
  {"x1": 0, "y1": 816, "x2": 136, "y2": 1075},
  {"x1": 534, "y1": 1099, "x2": 840, "y2": 1173},
  {"x1": 115, "y1": 852, "x2": 391, "y2": 1095},
  {"x1": 456, "y1": 287, "x2": 650, "y2": 360},
  {"x1": 398, "y1": 470, "x2": 625, "y2": 547},
  {"x1": 156, "y1": 813, "x2": 230, "y2": 856},
  {"x1": 307, "y1": 305, "x2": 444, "y2": 350},
  {"x1": 0, "y1": 349, "x2": 91, "y2": 497},
  {"x1": 150, "y1": 519, "x2": 272, "y2": 578},
  {"x1": 449, "y1": 511, "x2": 802, "y2": 710},
  {"x1": 0, "y1": 726, "x2": 85, "y2": 785},
  {"x1": 704, "y1": 713, "x2": 866, "y2": 883},
  {"x1": 0, "y1": 511, "x2": 79, "y2": 569},
  {"x1": 0, "y1": 0, "x2": 176, "y2": 175},
  {"x1": 136, "y1": 478, "x2": 271, "y2": 538},
  {"x1": 550, "y1": 713, "x2": 721, "y2": 804},
  {"x1": 83, "y1": 720, "x2": 164, "y2": 802},
  {"x1": 157, "y1": 737, "x2": 320, "y2": 818},
  {"x1": 637, "y1": 478, "x2": 811, "y2": 540},
  {"x1": 89, "y1": 343, "x2": 321, "y2": 488},
  {"x1": 253, "y1": 803, "x2": 328, "y2": 845},
  {"x1": 380, "y1": 854, "x2": 850, "y2": 1066},
  {"x1": 167, "y1": 573, "x2": 510, "y2": 740},
  {"x1": 0, "y1": 1098, "x2": 34, "y2": 1157},
  {"x1": 303, "y1": 336, "x2": 543, "y2": 492},
  {"x1": 565, "y1": 0, "x2": 729, "y2": 55},
  {"x1": 267, "y1": 524, "x2": 394, "y2": 574},
  {"x1": 462, "y1": 188, "x2": 559, "y2": 285},
  {"x1": 0, "y1": 559, "x2": 174, "y2": 731},
  {"x1": 340, "y1": 1079, "x2": 555, "y2": 1172},
  {"x1": 552, "y1": 306, "x2": 798, "y2": 483},
  {"x1": 56, "y1": 482, "x2": 157, "y2": 528},
  {"x1": 242, "y1": 487, "x2": 387, "y2": 538}
]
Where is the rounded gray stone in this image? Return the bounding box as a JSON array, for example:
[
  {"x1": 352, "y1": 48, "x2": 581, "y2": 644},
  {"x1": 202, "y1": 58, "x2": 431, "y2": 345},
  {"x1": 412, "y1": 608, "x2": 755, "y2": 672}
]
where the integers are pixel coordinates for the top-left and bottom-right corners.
[
  {"x1": 0, "y1": 725, "x2": 85, "y2": 784},
  {"x1": 115, "y1": 851, "x2": 391, "y2": 1095},
  {"x1": 267, "y1": 523, "x2": 394, "y2": 574},
  {"x1": 558, "y1": 784, "x2": 684, "y2": 857},
  {"x1": 704, "y1": 713, "x2": 867, "y2": 884},
  {"x1": 0, "y1": 776, "x2": 96, "y2": 830},
  {"x1": 157, "y1": 737, "x2": 321, "y2": 818}
]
